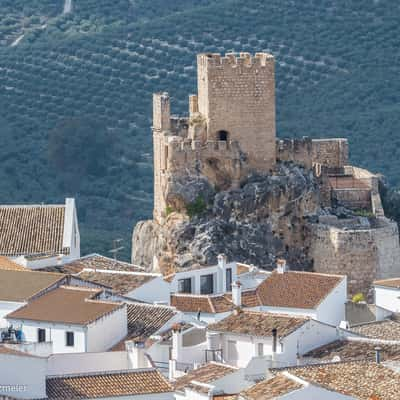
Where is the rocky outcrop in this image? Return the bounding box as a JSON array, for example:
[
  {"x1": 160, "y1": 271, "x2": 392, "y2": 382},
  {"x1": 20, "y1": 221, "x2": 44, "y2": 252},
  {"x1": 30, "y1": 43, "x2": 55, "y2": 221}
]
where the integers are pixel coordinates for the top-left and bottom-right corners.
[{"x1": 132, "y1": 162, "x2": 320, "y2": 273}]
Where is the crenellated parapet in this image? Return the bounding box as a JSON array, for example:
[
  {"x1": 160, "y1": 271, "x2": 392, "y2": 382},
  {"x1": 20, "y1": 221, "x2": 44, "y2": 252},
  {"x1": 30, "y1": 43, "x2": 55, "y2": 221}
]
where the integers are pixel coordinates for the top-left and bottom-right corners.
[{"x1": 197, "y1": 52, "x2": 274, "y2": 68}]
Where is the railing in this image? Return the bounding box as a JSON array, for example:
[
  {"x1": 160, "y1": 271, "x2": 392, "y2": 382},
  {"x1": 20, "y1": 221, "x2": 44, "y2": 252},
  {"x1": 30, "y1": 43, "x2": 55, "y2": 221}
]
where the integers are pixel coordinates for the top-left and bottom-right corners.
[
  {"x1": 152, "y1": 361, "x2": 169, "y2": 372},
  {"x1": 176, "y1": 361, "x2": 194, "y2": 372}
]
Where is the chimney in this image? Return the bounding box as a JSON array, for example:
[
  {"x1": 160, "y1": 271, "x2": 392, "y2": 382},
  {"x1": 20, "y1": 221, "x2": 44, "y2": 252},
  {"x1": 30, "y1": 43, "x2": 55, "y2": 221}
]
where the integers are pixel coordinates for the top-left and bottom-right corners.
[
  {"x1": 272, "y1": 328, "x2": 278, "y2": 354},
  {"x1": 276, "y1": 259, "x2": 288, "y2": 274},
  {"x1": 232, "y1": 281, "x2": 242, "y2": 307},
  {"x1": 375, "y1": 346, "x2": 382, "y2": 364},
  {"x1": 218, "y1": 254, "x2": 227, "y2": 269}
]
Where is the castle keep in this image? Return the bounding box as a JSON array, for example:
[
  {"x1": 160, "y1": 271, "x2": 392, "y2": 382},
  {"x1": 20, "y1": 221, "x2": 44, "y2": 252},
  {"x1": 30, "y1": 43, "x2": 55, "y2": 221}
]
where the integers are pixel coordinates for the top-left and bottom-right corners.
[
  {"x1": 153, "y1": 53, "x2": 276, "y2": 222},
  {"x1": 135, "y1": 52, "x2": 400, "y2": 295}
]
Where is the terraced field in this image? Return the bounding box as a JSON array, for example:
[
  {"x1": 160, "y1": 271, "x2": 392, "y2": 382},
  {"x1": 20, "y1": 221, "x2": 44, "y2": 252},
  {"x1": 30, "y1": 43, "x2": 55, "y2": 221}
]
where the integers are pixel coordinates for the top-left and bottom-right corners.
[{"x1": 0, "y1": 0, "x2": 399, "y2": 259}]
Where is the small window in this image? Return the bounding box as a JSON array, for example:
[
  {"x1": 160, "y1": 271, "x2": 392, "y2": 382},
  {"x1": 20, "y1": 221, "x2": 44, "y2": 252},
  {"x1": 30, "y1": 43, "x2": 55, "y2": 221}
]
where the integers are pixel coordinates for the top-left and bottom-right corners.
[
  {"x1": 217, "y1": 130, "x2": 229, "y2": 141},
  {"x1": 200, "y1": 274, "x2": 214, "y2": 294},
  {"x1": 38, "y1": 328, "x2": 46, "y2": 343},
  {"x1": 226, "y1": 268, "x2": 232, "y2": 292},
  {"x1": 66, "y1": 331, "x2": 74, "y2": 347},
  {"x1": 258, "y1": 343, "x2": 264, "y2": 356},
  {"x1": 178, "y1": 278, "x2": 192, "y2": 293}
]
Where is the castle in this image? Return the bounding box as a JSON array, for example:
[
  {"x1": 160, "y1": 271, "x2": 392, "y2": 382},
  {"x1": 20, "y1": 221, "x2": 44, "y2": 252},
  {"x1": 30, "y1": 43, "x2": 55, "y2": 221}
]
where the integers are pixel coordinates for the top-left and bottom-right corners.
[{"x1": 134, "y1": 52, "x2": 400, "y2": 295}]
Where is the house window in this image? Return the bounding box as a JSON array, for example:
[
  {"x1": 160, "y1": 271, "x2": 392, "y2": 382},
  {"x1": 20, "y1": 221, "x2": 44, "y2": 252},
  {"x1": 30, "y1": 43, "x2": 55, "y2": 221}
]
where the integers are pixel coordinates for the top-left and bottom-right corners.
[
  {"x1": 38, "y1": 328, "x2": 46, "y2": 343},
  {"x1": 200, "y1": 274, "x2": 214, "y2": 294},
  {"x1": 66, "y1": 331, "x2": 74, "y2": 347},
  {"x1": 226, "y1": 268, "x2": 232, "y2": 292},
  {"x1": 178, "y1": 278, "x2": 192, "y2": 293},
  {"x1": 257, "y1": 343, "x2": 264, "y2": 356}
]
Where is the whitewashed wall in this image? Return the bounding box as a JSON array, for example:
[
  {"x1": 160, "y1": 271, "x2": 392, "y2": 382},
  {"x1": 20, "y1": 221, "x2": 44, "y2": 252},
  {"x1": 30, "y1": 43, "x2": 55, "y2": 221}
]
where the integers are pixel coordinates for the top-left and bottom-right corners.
[
  {"x1": 47, "y1": 351, "x2": 130, "y2": 375},
  {"x1": 375, "y1": 286, "x2": 400, "y2": 313},
  {"x1": 7, "y1": 319, "x2": 87, "y2": 353},
  {"x1": 0, "y1": 353, "x2": 47, "y2": 399},
  {"x1": 315, "y1": 277, "x2": 347, "y2": 326},
  {"x1": 129, "y1": 276, "x2": 171, "y2": 303},
  {"x1": 0, "y1": 300, "x2": 24, "y2": 327},
  {"x1": 86, "y1": 305, "x2": 127, "y2": 352}
]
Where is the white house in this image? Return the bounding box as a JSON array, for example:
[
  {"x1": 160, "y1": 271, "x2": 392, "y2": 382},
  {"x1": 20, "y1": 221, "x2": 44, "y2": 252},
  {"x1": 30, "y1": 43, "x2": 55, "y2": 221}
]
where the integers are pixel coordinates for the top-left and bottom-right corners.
[
  {"x1": 173, "y1": 361, "x2": 251, "y2": 400},
  {"x1": 169, "y1": 255, "x2": 238, "y2": 297},
  {"x1": 171, "y1": 261, "x2": 346, "y2": 326},
  {"x1": 206, "y1": 310, "x2": 339, "y2": 369},
  {"x1": 0, "y1": 198, "x2": 80, "y2": 269},
  {"x1": 0, "y1": 269, "x2": 67, "y2": 328},
  {"x1": 6, "y1": 286, "x2": 127, "y2": 354},
  {"x1": 373, "y1": 278, "x2": 400, "y2": 313},
  {"x1": 240, "y1": 361, "x2": 400, "y2": 399},
  {"x1": 244, "y1": 260, "x2": 347, "y2": 326}
]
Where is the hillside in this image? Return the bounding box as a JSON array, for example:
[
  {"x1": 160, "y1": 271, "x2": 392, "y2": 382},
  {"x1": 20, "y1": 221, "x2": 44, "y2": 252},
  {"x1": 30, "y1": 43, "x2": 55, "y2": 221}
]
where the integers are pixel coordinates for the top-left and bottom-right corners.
[{"x1": 0, "y1": 0, "x2": 399, "y2": 260}]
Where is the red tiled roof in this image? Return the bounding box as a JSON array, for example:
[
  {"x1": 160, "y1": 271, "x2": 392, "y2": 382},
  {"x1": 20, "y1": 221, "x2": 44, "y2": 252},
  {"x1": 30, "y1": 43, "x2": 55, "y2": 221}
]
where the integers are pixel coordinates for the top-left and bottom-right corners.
[
  {"x1": 46, "y1": 369, "x2": 172, "y2": 399},
  {"x1": 7, "y1": 286, "x2": 122, "y2": 325},
  {"x1": 256, "y1": 271, "x2": 343, "y2": 309}
]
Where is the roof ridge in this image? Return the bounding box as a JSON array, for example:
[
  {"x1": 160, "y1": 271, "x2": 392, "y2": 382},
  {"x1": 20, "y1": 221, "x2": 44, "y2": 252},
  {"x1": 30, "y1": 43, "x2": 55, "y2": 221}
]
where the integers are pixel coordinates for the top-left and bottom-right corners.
[{"x1": 46, "y1": 367, "x2": 159, "y2": 379}]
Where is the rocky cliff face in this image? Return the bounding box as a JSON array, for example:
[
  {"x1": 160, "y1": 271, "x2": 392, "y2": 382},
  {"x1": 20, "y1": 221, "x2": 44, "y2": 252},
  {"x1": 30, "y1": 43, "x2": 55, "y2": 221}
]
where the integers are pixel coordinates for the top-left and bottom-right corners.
[{"x1": 132, "y1": 162, "x2": 320, "y2": 273}]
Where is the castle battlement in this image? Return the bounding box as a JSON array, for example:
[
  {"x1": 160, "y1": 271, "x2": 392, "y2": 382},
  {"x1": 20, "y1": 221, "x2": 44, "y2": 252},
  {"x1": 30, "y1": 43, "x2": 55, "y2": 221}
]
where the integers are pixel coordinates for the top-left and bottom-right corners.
[{"x1": 197, "y1": 52, "x2": 273, "y2": 68}]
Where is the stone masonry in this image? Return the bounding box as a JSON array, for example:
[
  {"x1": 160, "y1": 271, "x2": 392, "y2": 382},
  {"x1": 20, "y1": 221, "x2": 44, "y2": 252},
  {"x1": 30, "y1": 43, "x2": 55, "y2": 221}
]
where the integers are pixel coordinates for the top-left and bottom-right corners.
[{"x1": 133, "y1": 52, "x2": 400, "y2": 296}]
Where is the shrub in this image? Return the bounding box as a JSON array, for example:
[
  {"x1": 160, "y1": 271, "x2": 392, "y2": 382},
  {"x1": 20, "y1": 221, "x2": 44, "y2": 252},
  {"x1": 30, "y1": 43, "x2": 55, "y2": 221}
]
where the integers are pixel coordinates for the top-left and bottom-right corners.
[
  {"x1": 352, "y1": 293, "x2": 365, "y2": 303},
  {"x1": 186, "y1": 196, "x2": 207, "y2": 218}
]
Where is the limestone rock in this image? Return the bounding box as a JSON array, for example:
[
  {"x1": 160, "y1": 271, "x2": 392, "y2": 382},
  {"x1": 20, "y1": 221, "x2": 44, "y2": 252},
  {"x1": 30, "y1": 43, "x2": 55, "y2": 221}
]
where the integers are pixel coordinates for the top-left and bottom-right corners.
[{"x1": 132, "y1": 162, "x2": 320, "y2": 272}]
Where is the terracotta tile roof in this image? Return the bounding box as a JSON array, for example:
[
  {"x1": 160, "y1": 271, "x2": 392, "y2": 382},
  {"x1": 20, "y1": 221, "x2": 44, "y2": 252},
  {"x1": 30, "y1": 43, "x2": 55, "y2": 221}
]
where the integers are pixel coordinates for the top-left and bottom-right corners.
[
  {"x1": 350, "y1": 319, "x2": 400, "y2": 341},
  {"x1": 237, "y1": 263, "x2": 251, "y2": 275},
  {"x1": 40, "y1": 253, "x2": 145, "y2": 274},
  {"x1": 126, "y1": 303, "x2": 177, "y2": 342},
  {"x1": 283, "y1": 361, "x2": 400, "y2": 400},
  {"x1": 374, "y1": 278, "x2": 400, "y2": 289},
  {"x1": 170, "y1": 291, "x2": 260, "y2": 314},
  {"x1": 241, "y1": 374, "x2": 302, "y2": 400},
  {"x1": 303, "y1": 339, "x2": 400, "y2": 362},
  {"x1": 174, "y1": 362, "x2": 237, "y2": 392},
  {"x1": 0, "y1": 204, "x2": 66, "y2": 257},
  {"x1": 76, "y1": 271, "x2": 157, "y2": 295},
  {"x1": 256, "y1": 270, "x2": 343, "y2": 309},
  {"x1": 208, "y1": 310, "x2": 308, "y2": 338},
  {"x1": 0, "y1": 256, "x2": 28, "y2": 271},
  {"x1": 46, "y1": 369, "x2": 172, "y2": 399},
  {"x1": 0, "y1": 269, "x2": 66, "y2": 302},
  {"x1": 7, "y1": 286, "x2": 122, "y2": 325}
]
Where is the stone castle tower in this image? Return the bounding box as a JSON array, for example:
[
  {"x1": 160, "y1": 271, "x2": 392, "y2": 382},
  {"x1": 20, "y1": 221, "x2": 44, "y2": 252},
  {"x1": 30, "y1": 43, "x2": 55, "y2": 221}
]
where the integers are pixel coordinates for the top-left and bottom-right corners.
[{"x1": 153, "y1": 52, "x2": 276, "y2": 223}]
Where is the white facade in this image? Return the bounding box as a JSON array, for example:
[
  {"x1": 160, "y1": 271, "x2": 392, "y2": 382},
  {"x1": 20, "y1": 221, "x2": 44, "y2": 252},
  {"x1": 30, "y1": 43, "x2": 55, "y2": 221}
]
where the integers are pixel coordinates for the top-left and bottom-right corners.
[
  {"x1": 210, "y1": 319, "x2": 339, "y2": 369},
  {"x1": 0, "y1": 352, "x2": 47, "y2": 399},
  {"x1": 0, "y1": 300, "x2": 24, "y2": 328},
  {"x1": 7, "y1": 304, "x2": 127, "y2": 354},
  {"x1": 170, "y1": 258, "x2": 237, "y2": 297},
  {"x1": 374, "y1": 285, "x2": 400, "y2": 313}
]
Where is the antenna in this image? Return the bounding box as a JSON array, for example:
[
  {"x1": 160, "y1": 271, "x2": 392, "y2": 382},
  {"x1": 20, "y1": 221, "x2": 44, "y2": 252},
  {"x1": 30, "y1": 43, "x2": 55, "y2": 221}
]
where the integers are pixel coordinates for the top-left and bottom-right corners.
[{"x1": 109, "y1": 238, "x2": 124, "y2": 266}]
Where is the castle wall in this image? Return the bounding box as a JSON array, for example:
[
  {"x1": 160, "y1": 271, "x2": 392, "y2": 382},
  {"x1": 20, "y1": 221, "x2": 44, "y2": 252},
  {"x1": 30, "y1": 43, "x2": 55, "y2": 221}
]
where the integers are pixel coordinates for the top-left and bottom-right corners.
[
  {"x1": 310, "y1": 219, "x2": 400, "y2": 296},
  {"x1": 197, "y1": 53, "x2": 276, "y2": 171},
  {"x1": 276, "y1": 138, "x2": 349, "y2": 170},
  {"x1": 312, "y1": 139, "x2": 349, "y2": 169}
]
